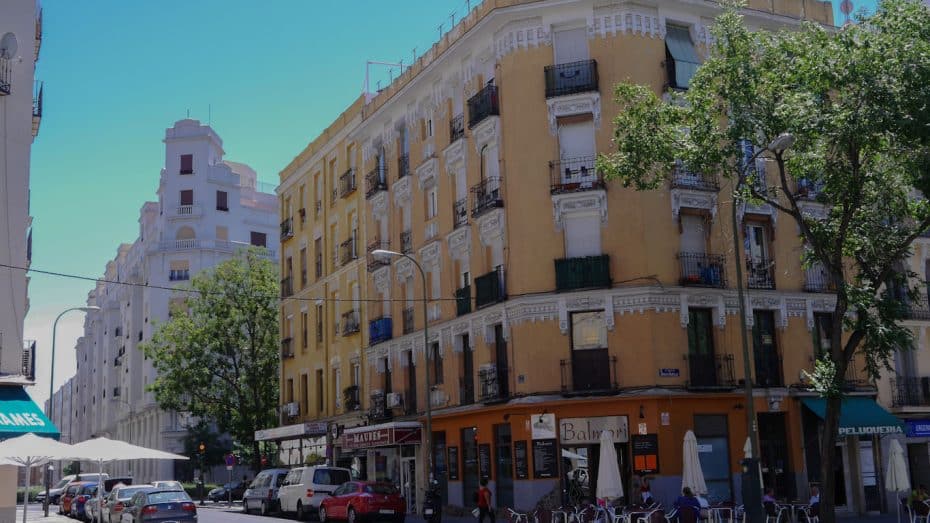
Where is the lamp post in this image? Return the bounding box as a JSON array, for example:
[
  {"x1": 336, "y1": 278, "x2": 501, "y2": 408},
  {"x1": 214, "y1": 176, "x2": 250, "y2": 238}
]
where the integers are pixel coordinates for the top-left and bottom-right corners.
[
  {"x1": 45, "y1": 305, "x2": 99, "y2": 516},
  {"x1": 731, "y1": 133, "x2": 793, "y2": 523},
  {"x1": 371, "y1": 249, "x2": 434, "y2": 494}
]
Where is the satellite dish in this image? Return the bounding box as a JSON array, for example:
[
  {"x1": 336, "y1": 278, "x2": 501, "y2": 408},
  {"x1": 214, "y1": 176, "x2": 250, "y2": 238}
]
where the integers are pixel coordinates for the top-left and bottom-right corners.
[{"x1": 0, "y1": 33, "x2": 17, "y2": 60}]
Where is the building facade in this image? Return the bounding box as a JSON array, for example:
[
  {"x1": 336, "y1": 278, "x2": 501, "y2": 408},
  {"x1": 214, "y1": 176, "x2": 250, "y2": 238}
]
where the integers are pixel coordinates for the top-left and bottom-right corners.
[
  {"x1": 272, "y1": 0, "x2": 916, "y2": 516},
  {"x1": 57, "y1": 119, "x2": 278, "y2": 482}
]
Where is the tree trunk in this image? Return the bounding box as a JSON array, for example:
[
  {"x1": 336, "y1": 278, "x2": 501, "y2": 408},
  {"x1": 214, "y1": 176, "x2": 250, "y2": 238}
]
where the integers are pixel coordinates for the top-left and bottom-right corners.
[{"x1": 819, "y1": 394, "x2": 843, "y2": 523}]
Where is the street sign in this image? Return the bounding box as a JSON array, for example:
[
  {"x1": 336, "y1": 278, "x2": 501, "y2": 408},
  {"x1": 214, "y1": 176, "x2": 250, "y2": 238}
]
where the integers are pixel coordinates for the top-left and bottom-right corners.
[{"x1": 224, "y1": 453, "x2": 236, "y2": 467}]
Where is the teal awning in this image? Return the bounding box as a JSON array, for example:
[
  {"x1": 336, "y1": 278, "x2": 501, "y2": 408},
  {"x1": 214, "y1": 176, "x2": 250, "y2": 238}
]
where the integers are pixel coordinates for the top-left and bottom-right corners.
[
  {"x1": 802, "y1": 397, "x2": 903, "y2": 437},
  {"x1": 0, "y1": 387, "x2": 59, "y2": 439}
]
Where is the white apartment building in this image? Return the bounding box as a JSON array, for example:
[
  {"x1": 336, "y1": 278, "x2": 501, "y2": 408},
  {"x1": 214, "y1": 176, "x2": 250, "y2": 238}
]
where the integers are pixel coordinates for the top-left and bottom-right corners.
[{"x1": 57, "y1": 119, "x2": 278, "y2": 482}]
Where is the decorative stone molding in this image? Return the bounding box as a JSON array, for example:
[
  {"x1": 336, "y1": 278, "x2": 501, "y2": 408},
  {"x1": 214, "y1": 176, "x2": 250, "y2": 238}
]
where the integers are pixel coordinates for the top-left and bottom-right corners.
[
  {"x1": 393, "y1": 175, "x2": 412, "y2": 207},
  {"x1": 747, "y1": 295, "x2": 788, "y2": 329},
  {"x1": 417, "y1": 157, "x2": 439, "y2": 190},
  {"x1": 477, "y1": 208, "x2": 506, "y2": 247},
  {"x1": 552, "y1": 190, "x2": 608, "y2": 230},
  {"x1": 395, "y1": 257, "x2": 414, "y2": 282},
  {"x1": 330, "y1": 355, "x2": 341, "y2": 369},
  {"x1": 481, "y1": 309, "x2": 509, "y2": 343},
  {"x1": 590, "y1": 6, "x2": 665, "y2": 39},
  {"x1": 804, "y1": 297, "x2": 837, "y2": 331},
  {"x1": 447, "y1": 227, "x2": 471, "y2": 260},
  {"x1": 494, "y1": 17, "x2": 551, "y2": 58},
  {"x1": 546, "y1": 92, "x2": 601, "y2": 136},
  {"x1": 373, "y1": 265, "x2": 391, "y2": 294},
  {"x1": 371, "y1": 191, "x2": 389, "y2": 219},
  {"x1": 680, "y1": 293, "x2": 727, "y2": 329},
  {"x1": 473, "y1": 116, "x2": 500, "y2": 153},
  {"x1": 738, "y1": 201, "x2": 778, "y2": 227},
  {"x1": 671, "y1": 188, "x2": 718, "y2": 220},
  {"x1": 419, "y1": 241, "x2": 441, "y2": 267},
  {"x1": 443, "y1": 139, "x2": 466, "y2": 177},
  {"x1": 422, "y1": 140, "x2": 436, "y2": 162},
  {"x1": 797, "y1": 201, "x2": 830, "y2": 229}
]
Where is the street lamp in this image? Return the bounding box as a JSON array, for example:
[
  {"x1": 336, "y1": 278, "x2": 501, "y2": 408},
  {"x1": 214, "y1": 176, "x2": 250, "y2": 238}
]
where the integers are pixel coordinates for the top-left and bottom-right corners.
[
  {"x1": 45, "y1": 305, "x2": 99, "y2": 516},
  {"x1": 730, "y1": 133, "x2": 793, "y2": 523},
  {"x1": 371, "y1": 249, "x2": 434, "y2": 491}
]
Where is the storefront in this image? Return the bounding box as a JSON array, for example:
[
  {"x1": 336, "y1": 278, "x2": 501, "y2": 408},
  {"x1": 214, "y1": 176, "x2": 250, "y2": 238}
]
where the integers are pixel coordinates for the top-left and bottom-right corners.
[
  {"x1": 341, "y1": 422, "x2": 422, "y2": 512},
  {"x1": 800, "y1": 397, "x2": 903, "y2": 514},
  {"x1": 903, "y1": 419, "x2": 930, "y2": 492},
  {"x1": 254, "y1": 421, "x2": 328, "y2": 466}
]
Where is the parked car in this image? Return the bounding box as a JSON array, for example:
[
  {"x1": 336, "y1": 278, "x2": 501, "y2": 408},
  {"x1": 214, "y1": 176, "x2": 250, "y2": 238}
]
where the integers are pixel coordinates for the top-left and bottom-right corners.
[
  {"x1": 208, "y1": 480, "x2": 248, "y2": 502},
  {"x1": 55, "y1": 474, "x2": 109, "y2": 509},
  {"x1": 37, "y1": 474, "x2": 73, "y2": 505},
  {"x1": 119, "y1": 489, "x2": 197, "y2": 523},
  {"x1": 85, "y1": 477, "x2": 134, "y2": 521},
  {"x1": 242, "y1": 468, "x2": 289, "y2": 516},
  {"x1": 72, "y1": 483, "x2": 99, "y2": 521},
  {"x1": 149, "y1": 481, "x2": 183, "y2": 492},
  {"x1": 60, "y1": 482, "x2": 86, "y2": 516},
  {"x1": 101, "y1": 486, "x2": 154, "y2": 523},
  {"x1": 319, "y1": 482, "x2": 406, "y2": 523},
  {"x1": 278, "y1": 465, "x2": 352, "y2": 520}
]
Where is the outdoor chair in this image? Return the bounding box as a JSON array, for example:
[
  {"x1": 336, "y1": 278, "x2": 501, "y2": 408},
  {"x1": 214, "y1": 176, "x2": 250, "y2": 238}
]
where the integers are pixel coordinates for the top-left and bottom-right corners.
[{"x1": 764, "y1": 502, "x2": 788, "y2": 523}]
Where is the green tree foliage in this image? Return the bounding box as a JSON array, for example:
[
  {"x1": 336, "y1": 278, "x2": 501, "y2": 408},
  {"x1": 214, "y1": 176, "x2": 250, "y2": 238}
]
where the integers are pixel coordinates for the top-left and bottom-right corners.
[
  {"x1": 141, "y1": 250, "x2": 280, "y2": 472},
  {"x1": 597, "y1": 1, "x2": 930, "y2": 519},
  {"x1": 178, "y1": 421, "x2": 227, "y2": 481}
]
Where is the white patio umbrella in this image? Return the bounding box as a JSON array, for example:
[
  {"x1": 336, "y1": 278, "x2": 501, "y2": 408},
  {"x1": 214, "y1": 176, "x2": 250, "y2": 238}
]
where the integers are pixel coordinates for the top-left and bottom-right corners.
[
  {"x1": 0, "y1": 433, "x2": 76, "y2": 523},
  {"x1": 69, "y1": 437, "x2": 188, "y2": 522},
  {"x1": 886, "y1": 439, "x2": 910, "y2": 523},
  {"x1": 596, "y1": 430, "x2": 624, "y2": 501},
  {"x1": 682, "y1": 430, "x2": 708, "y2": 496}
]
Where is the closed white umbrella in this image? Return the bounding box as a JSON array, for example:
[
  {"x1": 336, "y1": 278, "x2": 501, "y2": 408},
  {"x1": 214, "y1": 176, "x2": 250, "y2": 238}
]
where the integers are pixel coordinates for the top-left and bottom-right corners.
[
  {"x1": 596, "y1": 430, "x2": 624, "y2": 501},
  {"x1": 69, "y1": 437, "x2": 188, "y2": 521},
  {"x1": 743, "y1": 437, "x2": 752, "y2": 458},
  {"x1": 886, "y1": 439, "x2": 910, "y2": 523},
  {"x1": 682, "y1": 430, "x2": 708, "y2": 496},
  {"x1": 0, "y1": 433, "x2": 76, "y2": 523}
]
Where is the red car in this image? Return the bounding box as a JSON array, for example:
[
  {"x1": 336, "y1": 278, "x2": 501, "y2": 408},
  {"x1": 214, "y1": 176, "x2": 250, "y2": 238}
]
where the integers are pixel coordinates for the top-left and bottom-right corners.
[
  {"x1": 61, "y1": 481, "x2": 92, "y2": 516},
  {"x1": 319, "y1": 482, "x2": 405, "y2": 523}
]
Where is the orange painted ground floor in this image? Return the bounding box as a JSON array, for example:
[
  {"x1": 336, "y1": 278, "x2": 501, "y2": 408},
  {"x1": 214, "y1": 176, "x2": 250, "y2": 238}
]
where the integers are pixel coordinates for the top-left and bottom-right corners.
[{"x1": 309, "y1": 390, "x2": 903, "y2": 513}]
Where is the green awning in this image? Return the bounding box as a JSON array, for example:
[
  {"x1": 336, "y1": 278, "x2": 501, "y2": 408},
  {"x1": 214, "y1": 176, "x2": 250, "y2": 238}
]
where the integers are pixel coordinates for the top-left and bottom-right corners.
[
  {"x1": 0, "y1": 386, "x2": 59, "y2": 439},
  {"x1": 802, "y1": 397, "x2": 903, "y2": 437}
]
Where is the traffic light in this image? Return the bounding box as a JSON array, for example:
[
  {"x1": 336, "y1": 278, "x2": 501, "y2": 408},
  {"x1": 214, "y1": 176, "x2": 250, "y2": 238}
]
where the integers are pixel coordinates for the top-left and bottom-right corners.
[{"x1": 198, "y1": 442, "x2": 205, "y2": 455}]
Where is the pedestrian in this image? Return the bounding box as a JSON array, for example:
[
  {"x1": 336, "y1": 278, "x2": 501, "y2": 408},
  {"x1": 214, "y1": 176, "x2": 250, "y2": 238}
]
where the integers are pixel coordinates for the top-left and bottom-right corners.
[
  {"x1": 674, "y1": 488, "x2": 701, "y2": 523},
  {"x1": 762, "y1": 487, "x2": 777, "y2": 504},
  {"x1": 476, "y1": 478, "x2": 494, "y2": 523},
  {"x1": 639, "y1": 475, "x2": 653, "y2": 506}
]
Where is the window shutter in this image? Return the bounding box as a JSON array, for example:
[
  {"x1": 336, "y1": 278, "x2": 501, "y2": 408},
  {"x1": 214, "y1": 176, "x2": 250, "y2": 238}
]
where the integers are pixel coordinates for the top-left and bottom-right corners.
[
  {"x1": 554, "y1": 28, "x2": 589, "y2": 64},
  {"x1": 564, "y1": 214, "x2": 601, "y2": 258},
  {"x1": 680, "y1": 215, "x2": 706, "y2": 254}
]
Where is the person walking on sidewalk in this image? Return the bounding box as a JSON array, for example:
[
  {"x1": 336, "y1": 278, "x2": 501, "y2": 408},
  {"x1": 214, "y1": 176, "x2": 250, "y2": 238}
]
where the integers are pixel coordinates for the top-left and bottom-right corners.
[{"x1": 476, "y1": 478, "x2": 494, "y2": 523}]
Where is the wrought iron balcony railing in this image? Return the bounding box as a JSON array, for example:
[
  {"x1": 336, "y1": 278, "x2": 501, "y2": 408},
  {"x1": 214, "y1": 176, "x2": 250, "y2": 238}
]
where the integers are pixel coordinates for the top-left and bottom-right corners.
[
  {"x1": 686, "y1": 354, "x2": 736, "y2": 389},
  {"x1": 471, "y1": 177, "x2": 504, "y2": 218},
  {"x1": 343, "y1": 385, "x2": 361, "y2": 411},
  {"x1": 468, "y1": 84, "x2": 500, "y2": 128},
  {"x1": 169, "y1": 269, "x2": 190, "y2": 281},
  {"x1": 369, "y1": 391, "x2": 391, "y2": 422},
  {"x1": 365, "y1": 166, "x2": 388, "y2": 199},
  {"x1": 280, "y1": 276, "x2": 293, "y2": 298},
  {"x1": 398, "y1": 154, "x2": 410, "y2": 179},
  {"x1": 549, "y1": 156, "x2": 604, "y2": 194},
  {"x1": 367, "y1": 239, "x2": 390, "y2": 272},
  {"x1": 453, "y1": 198, "x2": 469, "y2": 229},
  {"x1": 339, "y1": 168, "x2": 357, "y2": 198},
  {"x1": 400, "y1": 230, "x2": 413, "y2": 254},
  {"x1": 341, "y1": 310, "x2": 360, "y2": 335},
  {"x1": 450, "y1": 113, "x2": 465, "y2": 143},
  {"x1": 455, "y1": 286, "x2": 472, "y2": 316},
  {"x1": 670, "y1": 162, "x2": 719, "y2": 192},
  {"x1": 891, "y1": 376, "x2": 930, "y2": 408},
  {"x1": 747, "y1": 257, "x2": 776, "y2": 290},
  {"x1": 475, "y1": 268, "x2": 506, "y2": 309},
  {"x1": 753, "y1": 353, "x2": 783, "y2": 388},
  {"x1": 678, "y1": 253, "x2": 726, "y2": 288},
  {"x1": 369, "y1": 316, "x2": 393, "y2": 345},
  {"x1": 479, "y1": 365, "x2": 508, "y2": 402},
  {"x1": 560, "y1": 355, "x2": 618, "y2": 393},
  {"x1": 402, "y1": 307, "x2": 415, "y2": 334},
  {"x1": 555, "y1": 255, "x2": 611, "y2": 292},
  {"x1": 459, "y1": 376, "x2": 475, "y2": 406},
  {"x1": 544, "y1": 59, "x2": 599, "y2": 98},
  {"x1": 280, "y1": 217, "x2": 294, "y2": 241},
  {"x1": 339, "y1": 237, "x2": 358, "y2": 266},
  {"x1": 803, "y1": 267, "x2": 836, "y2": 293}
]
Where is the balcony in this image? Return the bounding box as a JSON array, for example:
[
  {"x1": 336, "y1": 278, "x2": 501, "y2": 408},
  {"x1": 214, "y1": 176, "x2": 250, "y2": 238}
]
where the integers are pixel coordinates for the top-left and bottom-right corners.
[
  {"x1": 400, "y1": 230, "x2": 413, "y2": 254},
  {"x1": 280, "y1": 217, "x2": 294, "y2": 241},
  {"x1": 369, "y1": 316, "x2": 393, "y2": 345},
  {"x1": 560, "y1": 354, "x2": 618, "y2": 394},
  {"x1": 343, "y1": 385, "x2": 361, "y2": 411},
  {"x1": 0, "y1": 58, "x2": 11, "y2": 96},
  {"x1": 471, "y1": 177, "x2": 504, "y2": 218},
  {"x1": 31, "y1": 82, "x2": 42, "y2": 137},
  {"x1": 22, "y1": 340, "x2": 35, "y2": 381},
  {"x1": 550, "y1": 156, "x2": 604, "y2": 194},
  {"x1": 455, "y1": 286, "x2": 472, "y2": 316},
  {"x1": 340, "y1": 237, "x2": 358, "y2": 266},
  {"x1": 475, "y1": 268, "x2": 506, "y2": 309},
  {"x1": 339, "y1": 168, "x2": 357, "y2": 198},
  {"x1": 544, "y1": 59, "x2": 599, "y2": 98},
  {"x1": 746, "y1": 257, "x2": 776, "y2": 290},
  {"x1": 555, "y1": 255, "x2": 611, "y2": 292},
  {"x1": 369, "y1": 391, "x2": 391, "y2": 422},
  {"x1": 453, "y1": 198, "x2": 468, "y2": 229},
  {"x1": 891, "y1": 377, "x2": 930, "y2": 408},
  {"x1": 678, "y1": 253, "x2": 726, "y2": 288},
  {"x1": 367, "y1": 239, "x2": 391, "y2": 271},
  {"x1": 797, "y1": 178, "x2": 827, "y2": 202},
  {"x1": 459, "y1": 376, "x2": 475, "y2": 406},
  {"x1": 904, "y1": 295, "x2": 930, "y2": 321},
  {"x1": 365, "y1": 166, "x2": 388, "y2": 199},
  {"x1": 398, "y1": 154, "x2": 410, "y2": 179},
  {"x1": 450, "y1": 113, "x2": 465, "y2": 143},
  {"x1": 468, "y1": 84, "x2": 500, "y2": 128},
  {"x1": 753, "y1": 353, "x2": 783, "y2": 388},
  {"x1": 341, "y1": 310, "x2": 360, "y2": 336},
  {"x1": 670, "y1": 163, "x2": 719, "y2": 192},
  {"x1": 281, "y1": 338, "x2": 294, "y2": 359},
  {"x1": 402, "y1": 307, "x2": 415, "y2": 335},
  {"x1": 280, "y1": 276, "x2": 293, "y2": 298},
  {"x1": 168, "y1": 269, "x2": 190, "y2": 281},
  {"x1": 170, "y1": 204, "x2": 203, "y2": 219},
  {"x1": 803, "y1": 267, "x2": 836, "y2": 293},
  {"x1": 479, "y1": 365, "x2": 508, "y2": 402},
  {"x1": 686, "y1": 354, "x2": 736, "y2": 389}
]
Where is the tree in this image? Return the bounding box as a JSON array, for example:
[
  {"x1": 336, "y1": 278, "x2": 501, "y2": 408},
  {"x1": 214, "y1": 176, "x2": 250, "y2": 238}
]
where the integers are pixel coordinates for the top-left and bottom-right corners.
[
  {"x1": 179, "y1": 421, "x2": 227, "y2": 482},
  {"x1": 597, "y1": 1, "x2": 930, "y2": 520},
  {"x1": 142, "y1": 250, "x2": 280, "y2": 472}
]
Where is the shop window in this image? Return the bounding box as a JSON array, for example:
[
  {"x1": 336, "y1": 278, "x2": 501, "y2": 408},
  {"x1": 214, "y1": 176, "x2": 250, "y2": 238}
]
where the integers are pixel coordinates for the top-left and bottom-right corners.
[{"x1": 693, "y1": 414, "x2": 732, "y2": 503}]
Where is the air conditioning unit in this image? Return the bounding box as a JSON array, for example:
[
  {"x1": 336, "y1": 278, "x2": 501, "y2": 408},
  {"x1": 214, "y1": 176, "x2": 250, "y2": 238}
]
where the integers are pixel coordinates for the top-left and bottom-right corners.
[
  {"x1": 386, "y1": 392, "x2": 403, "y2": 408},
  {"x1": 285, "y1": 402, "x2": 299, "y2": 417}
]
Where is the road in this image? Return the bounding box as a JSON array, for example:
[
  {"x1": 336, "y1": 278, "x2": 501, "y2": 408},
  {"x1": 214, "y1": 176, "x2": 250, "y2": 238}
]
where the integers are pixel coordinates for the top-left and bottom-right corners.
[{"x1": 197, "y1": 505, "x2": 289, "y2": 522}]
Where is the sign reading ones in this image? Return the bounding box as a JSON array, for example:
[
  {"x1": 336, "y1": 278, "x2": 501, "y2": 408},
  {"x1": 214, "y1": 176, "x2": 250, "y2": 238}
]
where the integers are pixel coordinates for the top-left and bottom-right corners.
[{"x1": 559, "y1": 416, "x2": 629, "y2": 445}]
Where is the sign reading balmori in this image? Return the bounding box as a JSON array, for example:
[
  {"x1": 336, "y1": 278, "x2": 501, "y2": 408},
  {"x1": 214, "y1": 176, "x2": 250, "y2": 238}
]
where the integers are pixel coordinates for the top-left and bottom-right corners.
[{"x1": 559, "y1": 416, "x2": 629, "y2": 445}]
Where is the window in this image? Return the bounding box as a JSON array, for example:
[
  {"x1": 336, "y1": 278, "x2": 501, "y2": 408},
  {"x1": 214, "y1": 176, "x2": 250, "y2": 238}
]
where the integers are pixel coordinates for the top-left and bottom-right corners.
[
  {"x1": 570, "y1": 312, "x2": 610, "y2": 391},
  {"x1": 316, "y1": 304, "x2": 324, "y2": 344},
  {"x1": 216, "y1": 191, "x2": 228, "y2": 211},
  {"x1": 752, "y1": 311, "x2": 782, "y2": 387},
  {"x1": 553, "y1": 27, "x2": 589, "y2": 64},
  {"x1": 286, "y1": 378, "x2": 294, "y2": 403},
  {"x1": 680, "y1": 215, "x2": 707, "y2": 254},
  {"x1": 353, "y1": 363, "x2": 361, "y2": 387},
  {"x1": 316, "y1": 369, "x2": 324, "y2": 413},
  {"x1": 215, "y1": 226, "x2": 228, "y2": 241},
  {"x1": 301, "y1": 311, "x2": 309, "y2": 350},
  {"x1": 427, "y1": 188, "x2": 438, "y2": 219},
  {"x1": 300, "y1": 248, "x2": 308, "y2": 287},
  {"x1": 812, "y1": 313, "x2": 833, "y2": 358},
  {"x1": 687, "y1": 309, "x2": 717, "y2": 387},
  {"x1": 300, "y1": 374, "x2": 309, "y2": 415},
  {"x1": 180, "y1": 190, "x2": 193, "y2": 206},
  {"x1": 665, "y1": 25, "x2": 700, "y2": 89},
  {"x1": 250, "y1": 231, "x2": 267, "y2": 248},
  {"x1": 180, "y1": 154, "x2": 193, "y2": 174},
  {"x1": 431, "y1": 343, "x2": 443, "y2": 385}
]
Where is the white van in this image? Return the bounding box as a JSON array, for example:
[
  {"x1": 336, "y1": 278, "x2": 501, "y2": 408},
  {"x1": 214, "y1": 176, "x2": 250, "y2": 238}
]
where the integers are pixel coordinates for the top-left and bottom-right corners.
[{"x1": 277, "y1": 466, "x2": 352, "y2": 520}]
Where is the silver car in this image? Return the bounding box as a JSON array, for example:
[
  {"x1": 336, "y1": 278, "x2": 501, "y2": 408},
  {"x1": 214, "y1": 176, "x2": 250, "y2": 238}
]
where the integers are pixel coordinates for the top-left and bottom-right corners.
[
  {"x1": 119, "y1": 489, "x2": 197, "y2": 522},
  {"x1": 101, "y1": 486, "x2": 154, "y2": 523},
  {"x1": 242, "y1": 468, "x2": 288, "y2": 516}
]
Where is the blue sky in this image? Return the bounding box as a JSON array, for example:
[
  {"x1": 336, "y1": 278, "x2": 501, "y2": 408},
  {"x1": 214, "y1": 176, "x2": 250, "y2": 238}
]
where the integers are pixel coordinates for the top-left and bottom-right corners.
[{"x1": 24, "y1": 0, "x2": 867, "y2": 408}]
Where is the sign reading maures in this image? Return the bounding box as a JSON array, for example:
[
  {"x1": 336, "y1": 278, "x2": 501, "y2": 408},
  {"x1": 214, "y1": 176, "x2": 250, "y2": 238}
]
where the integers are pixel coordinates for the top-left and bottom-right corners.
[
  {"x1": 343, "y1": 426, "x2": 422, "y2": 450},
  {"x1": 560, "y1": 416, "x2": 629, "y2": 445}
]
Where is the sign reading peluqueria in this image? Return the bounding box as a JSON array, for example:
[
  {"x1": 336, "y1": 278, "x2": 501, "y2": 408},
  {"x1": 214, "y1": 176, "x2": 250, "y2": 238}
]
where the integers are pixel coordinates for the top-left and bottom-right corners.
[{"x1": 559, "y1": 416, "x2": 629, "y2": 445}]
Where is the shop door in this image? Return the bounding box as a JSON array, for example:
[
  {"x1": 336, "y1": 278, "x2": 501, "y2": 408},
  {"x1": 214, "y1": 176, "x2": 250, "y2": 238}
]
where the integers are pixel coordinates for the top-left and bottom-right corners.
[
  {"x1": 433, "y1": 432, "x2": 449, "y2": 505},
  {"x1": 758, "y1": 413, "x2": 793, "y2": 499},
  {"x1": 462, "y1": 427, "x2": 479, "y2": 508},
  {"x1": 494, "y1": 424, "x2": 514, "y2": 509},
  {"x1": 859, "y1": 440, "x2": 881, "y2": 512},
  {"x1": 834, "y1": 444, "x2": 849, "y2": 508},
  {"x1": 908, "y1": 442, "x2": 930, "y2": 489},
  {"x1": 400, "y1": 457, "x2": 417, "y2": 513},
  {"x1": 694, "y1": 414, "x2": 732, "y2": 503}
]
